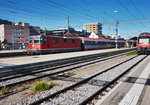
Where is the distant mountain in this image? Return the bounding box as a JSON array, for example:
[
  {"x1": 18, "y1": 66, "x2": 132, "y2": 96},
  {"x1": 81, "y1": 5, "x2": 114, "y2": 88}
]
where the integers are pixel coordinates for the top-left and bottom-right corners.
[{"x1": 0, "y1": 19, "x2": 13, "y2": 25}]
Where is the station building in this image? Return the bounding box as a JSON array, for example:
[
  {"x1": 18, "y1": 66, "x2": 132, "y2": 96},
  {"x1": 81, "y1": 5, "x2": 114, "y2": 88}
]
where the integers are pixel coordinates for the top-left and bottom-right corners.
[{"x1": 0, "y1": 22, "x2": 40, "y2": 49}]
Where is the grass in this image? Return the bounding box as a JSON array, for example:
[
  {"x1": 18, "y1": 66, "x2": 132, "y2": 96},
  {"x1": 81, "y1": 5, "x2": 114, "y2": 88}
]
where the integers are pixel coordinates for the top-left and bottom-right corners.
[
  {"x1": 49, "y1": 82, "x2": 58, "y2": 88},
  {"x1": 127, "y1": 51, "x2": 138, "y2": 56},
  {"x1": 32, "y1": 81, "x2": 49, "y2": 92},
  {"x1": 0, "y1": 86, "x2": 7, "y2": 95},
  {"x1": 32, "y1": 81, "x2": 58, "y2": 92}
]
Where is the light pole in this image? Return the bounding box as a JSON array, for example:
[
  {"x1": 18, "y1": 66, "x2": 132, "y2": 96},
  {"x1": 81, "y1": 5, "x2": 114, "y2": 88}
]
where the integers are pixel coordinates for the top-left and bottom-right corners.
[
  {"x1": 114, "y1": 10, "x2": 118, "y2": 49},
  {"x1": 67, "y1": 16, "x2": 70, "y2": 36}
]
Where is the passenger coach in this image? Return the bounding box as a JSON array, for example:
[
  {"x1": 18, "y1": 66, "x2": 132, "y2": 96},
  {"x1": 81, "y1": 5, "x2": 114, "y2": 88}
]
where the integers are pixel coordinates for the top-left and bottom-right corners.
[{"x1": 80, "y1": 37, "x2": 125, "y2": 50}]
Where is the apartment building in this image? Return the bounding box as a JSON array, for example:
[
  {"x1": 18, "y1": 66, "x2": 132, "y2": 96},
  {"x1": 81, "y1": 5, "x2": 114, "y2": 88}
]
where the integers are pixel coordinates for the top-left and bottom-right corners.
[
  {"x1": 0, "y1": 22, "x2": 40, "y2": 49},
  {"x1": 84, "y1": 22, "x2": 102, "y2": 34}
]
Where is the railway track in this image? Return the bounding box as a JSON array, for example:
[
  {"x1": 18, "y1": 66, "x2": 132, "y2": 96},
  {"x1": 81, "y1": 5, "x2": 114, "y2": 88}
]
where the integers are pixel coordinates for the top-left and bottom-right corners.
[
  {"x1": 0, "y1": 51, "x2": 135, "y2": 89},
  {"x1": 22, "y1": 55, "x2": 147, "y2": 105}
]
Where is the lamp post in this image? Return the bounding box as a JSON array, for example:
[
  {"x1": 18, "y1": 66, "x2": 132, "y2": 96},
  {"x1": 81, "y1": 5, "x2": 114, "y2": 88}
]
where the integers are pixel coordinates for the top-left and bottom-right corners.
[{"x1": 114, "y1": 10, "x2": 118, "y2": 49}]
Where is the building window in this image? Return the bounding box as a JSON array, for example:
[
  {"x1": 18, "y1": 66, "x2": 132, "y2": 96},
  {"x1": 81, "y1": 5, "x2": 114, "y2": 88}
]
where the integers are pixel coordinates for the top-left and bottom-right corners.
[
  {"x1": 16, "y1": 41, "x2": 20, "y2": 43},
  {"x1": 16, "y1": 33, "x2": 21, "y2": 35},
  {"x1": 15, "y1": 28, "x2": 22, "y2": 31}
]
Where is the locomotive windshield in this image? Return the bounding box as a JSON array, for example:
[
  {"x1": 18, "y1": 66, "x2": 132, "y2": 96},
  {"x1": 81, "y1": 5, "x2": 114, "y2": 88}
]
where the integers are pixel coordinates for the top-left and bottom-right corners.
[
  {"x1": 34, "y1": 37, "x2": 43, "y2": 43},
  {"x1": 138, "y1": 36, "x2": 150, "y2": 44}
]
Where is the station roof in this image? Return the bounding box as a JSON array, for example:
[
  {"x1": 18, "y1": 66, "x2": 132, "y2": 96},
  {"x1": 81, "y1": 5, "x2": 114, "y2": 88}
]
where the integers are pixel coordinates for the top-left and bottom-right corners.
[{"x1": 129, "y1": 37, "x2": 137, "y2": 41}]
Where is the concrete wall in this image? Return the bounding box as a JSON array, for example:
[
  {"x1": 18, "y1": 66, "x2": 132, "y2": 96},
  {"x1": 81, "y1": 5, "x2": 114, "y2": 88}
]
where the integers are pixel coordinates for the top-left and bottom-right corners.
[{"x1": 0, "y1": 25, "x2": 4, "y2": 42}]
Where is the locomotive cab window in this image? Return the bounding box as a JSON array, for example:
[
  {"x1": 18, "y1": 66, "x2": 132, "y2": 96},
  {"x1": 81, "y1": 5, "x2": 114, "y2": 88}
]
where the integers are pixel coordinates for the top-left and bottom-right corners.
[
  {"x1": 34, "y1": 38, "x2": 43, "y2": 43},
  {"x1": 139, "y1": 36, "x2": 150, "y2": 44},
  {"x1": 29, "y1": 38, "x2": 32, "y2": 44}
]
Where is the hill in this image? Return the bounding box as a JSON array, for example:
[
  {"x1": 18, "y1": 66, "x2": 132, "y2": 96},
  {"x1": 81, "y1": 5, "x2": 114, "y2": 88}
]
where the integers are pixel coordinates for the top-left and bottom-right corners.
[{"x1": 0, "y1": 19, "x2": 13, "y2": 25}]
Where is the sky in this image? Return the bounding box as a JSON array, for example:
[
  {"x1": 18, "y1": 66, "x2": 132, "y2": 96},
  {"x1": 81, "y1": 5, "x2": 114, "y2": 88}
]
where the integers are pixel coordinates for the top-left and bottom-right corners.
[{"x1": 0, "y1": 0, "x2": 150, "y2": 39}]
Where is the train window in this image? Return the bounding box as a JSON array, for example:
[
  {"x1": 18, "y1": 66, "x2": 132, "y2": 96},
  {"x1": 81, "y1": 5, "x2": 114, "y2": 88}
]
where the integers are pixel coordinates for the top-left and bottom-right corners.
[
  {"x1": 98, "y1": 42, "x2": 101, "y2": 45},
  {"x1": 139, "y1": 36, "x2": 150, "y2": 44},
  {"x1": 29, "y1": 38, "x2": 32, "y2": 43},
  {"x1": 63, "y1": 39, "x2": 67, "y2": 43},
  {"x1": 34, "y1": 38, "x2": 42, "y2": 44},
  {"x1": 93, "y1": 41, "x2": 96, "y2": 45},
  {"x1": 90, "y1": 41, "x2": 92, "y2": 45},
  {"x1": 53, "y1": 38, "x2": 57, "y2": 43},
  {"x1": 43, "y1": 38, "x2": 46, "y2": 43},
  {"x1": 72, "y1": 39, "x2": 75, "y2": 43},
  {"x1": 86, "y1": 41, "x2": 88, "y2": 45},
  {"x1": 92, "y1": 41, "x2": 94, "y2": 45}
]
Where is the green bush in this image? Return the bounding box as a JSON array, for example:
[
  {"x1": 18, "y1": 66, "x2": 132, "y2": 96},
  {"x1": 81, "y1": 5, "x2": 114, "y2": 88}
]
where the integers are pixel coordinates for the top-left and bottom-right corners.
[{"x1": 32, "y1": 81, "x2": 49, "y2": 92}]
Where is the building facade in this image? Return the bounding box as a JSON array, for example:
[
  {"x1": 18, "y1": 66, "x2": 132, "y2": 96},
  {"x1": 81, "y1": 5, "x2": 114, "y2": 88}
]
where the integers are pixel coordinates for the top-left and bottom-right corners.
[
  {"x1": 0, "y1": 22, "x2": 40, "y2": 49},
  {"x1": 84, "y1": 22, "x2": 102, "y2": 34}
]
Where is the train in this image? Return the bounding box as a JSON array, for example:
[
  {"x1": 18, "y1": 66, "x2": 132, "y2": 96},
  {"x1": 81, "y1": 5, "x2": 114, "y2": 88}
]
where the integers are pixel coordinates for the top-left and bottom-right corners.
[
  {"x1": 137, "y1": 32, "x2": 150, "y2": 54},
  {"x1": 27, "y1": 35, "x2": 126, "y2": 55}
]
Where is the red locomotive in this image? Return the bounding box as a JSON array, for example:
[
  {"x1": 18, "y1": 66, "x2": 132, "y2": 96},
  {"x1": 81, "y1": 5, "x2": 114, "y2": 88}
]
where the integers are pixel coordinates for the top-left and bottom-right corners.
[
  {"x1": 27, "y1": 35, "x2": 81, "y2": 54},
  {"x1": 27, "y1": 35, "x2": 126, "y2": 55},
  {"x1": 137, "y1": 32, "x2": 150, "y2": 54}
]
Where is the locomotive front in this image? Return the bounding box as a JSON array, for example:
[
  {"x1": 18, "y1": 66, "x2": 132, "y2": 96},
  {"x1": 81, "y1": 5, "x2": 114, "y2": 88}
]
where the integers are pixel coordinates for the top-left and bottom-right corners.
[
  {"x1": 27, "y1": 35, "x2": 44, "y2": 55},
  {"x1": 137, "y1": 32, "x2": 150, "y2": 54}
]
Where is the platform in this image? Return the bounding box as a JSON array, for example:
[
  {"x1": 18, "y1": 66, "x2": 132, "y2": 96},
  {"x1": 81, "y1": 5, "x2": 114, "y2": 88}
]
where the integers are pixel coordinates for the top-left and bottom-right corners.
[
  {"x1": 0, "y1": 48, "x2": 134, "y2": 78},
  {"x1": 0, "y1": 48, "x2": 133, "y2": 68},
  {"x1": 96, "y1": 55, "x2": 150, "y2": 105},
  {"x1": 0, "y1": 49, "x2": 26, "y2": 57},
  {"x1": 0, "y1": 49, "x2": 25, "y2": 53}
]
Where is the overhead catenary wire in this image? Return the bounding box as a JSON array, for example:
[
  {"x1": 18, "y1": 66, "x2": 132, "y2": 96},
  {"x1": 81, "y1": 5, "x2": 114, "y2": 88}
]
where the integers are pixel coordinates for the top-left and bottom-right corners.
[
  {"x1": 44, "y1": 0, "x2": 100, "y2": 21},
  {"x1": 116, "y1": 0, "x2": 149, "y2": 32},
  {"x1": 129, "y1": 0, "x2": 150, "y2": 31},
  {"x1": 81, "y1": 0, "x2": 116, "y2": 20}
]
